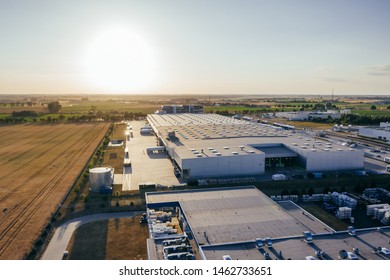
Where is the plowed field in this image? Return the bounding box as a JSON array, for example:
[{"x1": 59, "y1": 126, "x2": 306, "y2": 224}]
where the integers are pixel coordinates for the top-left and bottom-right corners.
[{"x1": 0, "y1": 123, "x2": 110, "y2": 259}]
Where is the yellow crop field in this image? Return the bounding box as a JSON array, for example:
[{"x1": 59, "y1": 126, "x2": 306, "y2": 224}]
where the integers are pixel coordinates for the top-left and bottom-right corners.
[{"x1": 0, "y1": 123, "x2": 110, "y2": 259}]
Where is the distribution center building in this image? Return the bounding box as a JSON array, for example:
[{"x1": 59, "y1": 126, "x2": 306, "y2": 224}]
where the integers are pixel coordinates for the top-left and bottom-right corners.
[
  {"x1": 359, "y1": 122, "x2": 390, "y2": 142},
  {"x1": 147, "y1": 113, "x2": 364, "y2": 178},
  {"x1": 145, "y1": 186, "x2": 390, "y2": 260}
]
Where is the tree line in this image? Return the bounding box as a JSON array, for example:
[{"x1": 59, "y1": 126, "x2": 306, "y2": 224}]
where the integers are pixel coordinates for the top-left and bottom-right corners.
[{"x1": 0, "y1": 111, "x2": 147, "y2": 125}]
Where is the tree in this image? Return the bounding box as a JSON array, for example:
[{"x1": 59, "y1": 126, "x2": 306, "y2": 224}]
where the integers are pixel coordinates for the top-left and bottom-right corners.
[
  {"x1": 371, "y1": 105, "x2": 377, "y2": 110},
  {"x1": 47, "y1": 101, "x2": 62, "y2": 113},
  {"x1": 281, "y1": 189, "x2": 290, "y2": 196}
]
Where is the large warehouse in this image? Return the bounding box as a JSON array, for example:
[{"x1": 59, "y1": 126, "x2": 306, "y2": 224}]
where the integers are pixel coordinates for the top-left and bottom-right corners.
[
  {"x1": 147, "y1": 113, "x2": 364, "y2": 177},
  {"x1": 145, "y1": 186, "x2": 390, "y2": 260},
  {"x1": 359, "y1": 122, "x2": 390, "y2": 142}
]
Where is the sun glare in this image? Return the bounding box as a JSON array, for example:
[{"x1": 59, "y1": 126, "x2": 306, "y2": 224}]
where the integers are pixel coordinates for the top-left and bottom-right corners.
[{"x1": 83, "y1": 25, "x2": 157, "y2": 93}]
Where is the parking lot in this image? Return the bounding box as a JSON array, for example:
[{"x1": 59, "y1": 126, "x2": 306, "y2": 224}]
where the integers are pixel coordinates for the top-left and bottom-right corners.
[{"x1": 120, "y1": 121, "x2": 181, "y2": 191}]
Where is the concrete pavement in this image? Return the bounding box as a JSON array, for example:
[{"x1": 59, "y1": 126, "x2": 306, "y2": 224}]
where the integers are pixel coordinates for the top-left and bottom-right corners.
[{"x1": 41, "y1": 211, "x2": 142, "y2": 260}]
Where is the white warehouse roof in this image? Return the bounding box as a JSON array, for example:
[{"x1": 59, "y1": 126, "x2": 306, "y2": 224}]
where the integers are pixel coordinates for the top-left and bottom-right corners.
[{"x1": 147, "y1": 113, "x2": 364, "y2": 175}]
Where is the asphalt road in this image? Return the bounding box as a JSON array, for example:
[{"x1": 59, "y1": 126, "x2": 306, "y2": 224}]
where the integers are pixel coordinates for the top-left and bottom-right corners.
[{"x1": 41, "y1": 211, "x2": 142, "y2": 260}]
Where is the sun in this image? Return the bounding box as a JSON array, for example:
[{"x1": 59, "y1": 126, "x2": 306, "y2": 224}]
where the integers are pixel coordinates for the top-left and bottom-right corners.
[{"x1": 83, "y1": 25, "x2": 157, "y2": 93}]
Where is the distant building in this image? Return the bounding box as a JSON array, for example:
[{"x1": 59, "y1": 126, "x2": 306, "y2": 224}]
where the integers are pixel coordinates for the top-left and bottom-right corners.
[
  {"x1": 359, "y1": 122, "x2": 390, "y2": 142},
  {"x1": 275, "y1": 110, "x2": 341, "y2": 121},
  {"x1": 158, "y1": 105, "x2": 204, "y2": 114},
  {"x1": 340, "y1": 108, "x2": 352, "y2": 114}
]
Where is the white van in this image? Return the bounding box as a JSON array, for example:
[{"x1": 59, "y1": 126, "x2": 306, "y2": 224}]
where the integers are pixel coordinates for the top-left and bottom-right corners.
[{"x1": 272, "y1": 174, "x2": 287, "y2": 181}]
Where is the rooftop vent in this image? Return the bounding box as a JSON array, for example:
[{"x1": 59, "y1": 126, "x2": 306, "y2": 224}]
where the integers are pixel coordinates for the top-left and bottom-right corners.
[
  {"x1": 303, "y1": 231, "x2": 313, "y2": 243},
  {"x1": 265, "y1": 237, "x2": 273, "y2": 248},
  {"x1": 348, "y1": 226, "x2": 356, "y2": 236}
]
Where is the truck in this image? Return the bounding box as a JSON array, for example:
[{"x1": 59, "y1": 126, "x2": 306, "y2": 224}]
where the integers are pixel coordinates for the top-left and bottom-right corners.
[{"x1": 124, "y1": 158, "x2": 131, "y2": 167}]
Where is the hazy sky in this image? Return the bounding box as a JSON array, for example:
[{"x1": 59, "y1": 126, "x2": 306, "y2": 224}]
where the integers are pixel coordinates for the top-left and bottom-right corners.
[{"x1": 0, "y1": 0, "x2": 389, "y2": 95}]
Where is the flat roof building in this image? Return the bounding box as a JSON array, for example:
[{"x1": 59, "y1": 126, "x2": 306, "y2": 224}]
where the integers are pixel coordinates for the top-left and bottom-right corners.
[
  {"x1": 157, "y1": 105, "x2": 204, "y2": 115},
  {"x1": 359, "y1": 122, "x2": 390, "y2": 142},
  {"x1": 147, "y1": 113, "x2": 364, "y2": 178},
  {"x1": 145, "y1": 186, "x2": 390, "y2": 260}
]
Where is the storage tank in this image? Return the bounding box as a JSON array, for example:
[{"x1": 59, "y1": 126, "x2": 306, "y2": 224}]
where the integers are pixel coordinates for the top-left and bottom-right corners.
[{"x1": 89, "y1": 167, "x2": 114, "y2": 193}]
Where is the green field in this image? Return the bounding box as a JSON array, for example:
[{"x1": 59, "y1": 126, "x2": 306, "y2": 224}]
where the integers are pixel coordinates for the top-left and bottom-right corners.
[
  {"x1": 61, "y1": 101, "x2": 157, "y2": 114},
  {"x1": 351, "y1": 109, "x2": 390, "y2": 117}
]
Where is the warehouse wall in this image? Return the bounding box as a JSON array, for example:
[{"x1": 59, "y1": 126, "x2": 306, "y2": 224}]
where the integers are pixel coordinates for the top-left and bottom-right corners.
[
  {"x1": 181, "y1": 153, "x2": 265, "y2": 177},
  {"x1": 359, "y1": 127, "x2": 390, "y2": 141},
  {"x1": 305, "y1": 150, "x2": 364, "y2": 171}
]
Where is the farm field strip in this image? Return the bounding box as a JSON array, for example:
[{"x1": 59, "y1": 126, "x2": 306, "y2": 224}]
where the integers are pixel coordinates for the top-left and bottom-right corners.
[
  {"x1": 0, "y1": 123, "x2": 110, "y2": 259},
  {"x1": 0, "y1": 125, "x2": 80, "y2": 179},
  {"x1": 0, "y1": 125, "x2": 56, "y2": 153},
  {"x1": 0, "y1": 128, "x2": 98, "y2": 256}
]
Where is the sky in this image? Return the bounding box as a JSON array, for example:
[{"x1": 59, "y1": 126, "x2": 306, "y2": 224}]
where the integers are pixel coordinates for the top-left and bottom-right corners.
[{"x1": 0, "y1": 0, "x2": 389, "y2": 95}]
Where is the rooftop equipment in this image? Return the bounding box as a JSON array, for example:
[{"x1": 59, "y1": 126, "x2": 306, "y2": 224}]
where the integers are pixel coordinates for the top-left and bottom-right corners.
[
  {"x1": 265, "y1": 237, "x2": 273, "y2": 247},
  {"x1": 348, "y1": 226, "x2": 356, "y2": 236},
  {"x1": 303, "y1": 231, "x2": 313, "y2": 243}
]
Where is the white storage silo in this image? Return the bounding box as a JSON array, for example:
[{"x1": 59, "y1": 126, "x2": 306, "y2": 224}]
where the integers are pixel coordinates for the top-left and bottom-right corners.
[{"x1": 89, "y1": 167, "x2": 114, "y2": 193}]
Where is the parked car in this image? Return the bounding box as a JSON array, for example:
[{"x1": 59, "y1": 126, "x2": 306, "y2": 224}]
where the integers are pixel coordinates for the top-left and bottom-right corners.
[
  {"x1": 381, "y1": 247, "x2": 390, "y2": 255},
  {"x1": 347, "y1": 251, "x2": 358, "y2": 260},
  {"x1": 272, "y1": 174, "x2": 286, "y2": 181}
]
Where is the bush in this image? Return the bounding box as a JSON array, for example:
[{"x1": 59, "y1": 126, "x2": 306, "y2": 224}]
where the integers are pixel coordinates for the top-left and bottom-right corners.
[
  {"x1": 281, "y1": 189, "x2": 290, "y2": 196},
  {"x1": 291, "y1": 189, "x2": 299, "y2": 196}
]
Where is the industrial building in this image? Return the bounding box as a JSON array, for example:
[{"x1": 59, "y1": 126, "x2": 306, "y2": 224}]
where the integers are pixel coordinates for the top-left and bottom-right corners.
[
  {"x1": 359, "y1": 122, "x2": 390, "y2": 142},
  {"x1": 156, "y1": 105, "x2": 204, "y2": 114},
  {"x1": 145, "y1": 186, "x2": 390, "y2": 260},
  {"x1": 276, "y1": 110, "x2": 341, "y2": 121},
  {"x1": 147, "y1": 113, "x2": 364, "y2": 178}
]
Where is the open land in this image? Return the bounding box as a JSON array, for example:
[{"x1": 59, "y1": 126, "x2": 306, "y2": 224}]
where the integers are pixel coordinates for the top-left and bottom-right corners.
[
  {"x1": 66, "y1": 215, "x2": 149, "y2": 260},
  {"x1": 0, "y1": 123, "x2": 110, "y2": 259}
]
